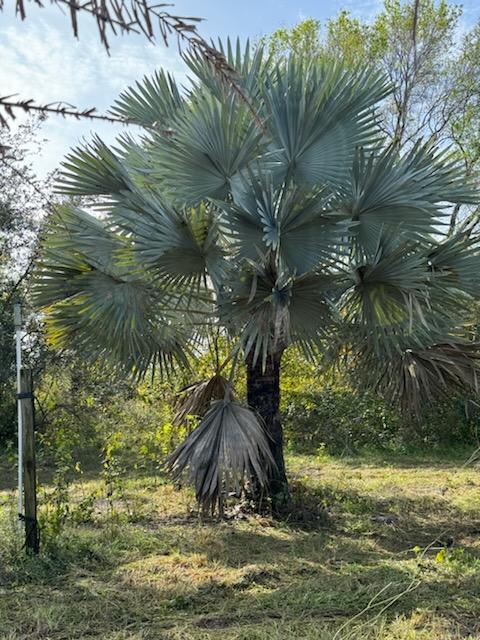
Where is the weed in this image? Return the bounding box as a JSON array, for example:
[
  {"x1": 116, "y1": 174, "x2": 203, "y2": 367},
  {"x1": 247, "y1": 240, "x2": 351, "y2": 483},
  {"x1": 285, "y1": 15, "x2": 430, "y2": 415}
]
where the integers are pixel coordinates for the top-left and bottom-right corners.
[{"x1": 1, "y1": 451, "x2": 480, "y2": 639}]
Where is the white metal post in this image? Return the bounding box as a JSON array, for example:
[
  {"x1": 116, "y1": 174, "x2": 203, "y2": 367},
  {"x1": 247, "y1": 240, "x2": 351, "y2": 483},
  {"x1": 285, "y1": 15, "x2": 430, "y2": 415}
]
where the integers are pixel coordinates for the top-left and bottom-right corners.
[{"x1": 13, "y1": 303, "x2": 23, "y2": 518}]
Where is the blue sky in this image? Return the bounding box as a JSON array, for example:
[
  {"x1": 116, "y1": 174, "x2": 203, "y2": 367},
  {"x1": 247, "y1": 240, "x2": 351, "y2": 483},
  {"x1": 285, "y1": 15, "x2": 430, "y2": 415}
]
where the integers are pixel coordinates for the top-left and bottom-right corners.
[{"x1": 1, "y1": 0, "x2": 479, "y2": 175}]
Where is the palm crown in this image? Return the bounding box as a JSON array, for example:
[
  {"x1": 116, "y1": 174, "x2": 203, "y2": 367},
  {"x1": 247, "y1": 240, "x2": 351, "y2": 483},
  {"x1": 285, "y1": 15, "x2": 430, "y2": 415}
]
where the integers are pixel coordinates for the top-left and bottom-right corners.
[{"x1": 35, "y1": 42, "x2": 480, "y2": 509}]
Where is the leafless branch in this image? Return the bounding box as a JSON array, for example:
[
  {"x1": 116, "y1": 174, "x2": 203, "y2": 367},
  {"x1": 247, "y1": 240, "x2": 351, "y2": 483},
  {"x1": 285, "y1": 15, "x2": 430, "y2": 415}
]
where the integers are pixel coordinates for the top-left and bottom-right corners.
[
  {"x1": 412, "y1": 0, "x2": 420, "y2": 71},
  {"x1": 1, "y1": 0, "x2": 205, "y2": 53},
  {"x1": 0, "y1": 1, "x2": 261, "y2": 128},
  {"x1": 0, "y1": 96, "x2": 131, "y2": 128}
]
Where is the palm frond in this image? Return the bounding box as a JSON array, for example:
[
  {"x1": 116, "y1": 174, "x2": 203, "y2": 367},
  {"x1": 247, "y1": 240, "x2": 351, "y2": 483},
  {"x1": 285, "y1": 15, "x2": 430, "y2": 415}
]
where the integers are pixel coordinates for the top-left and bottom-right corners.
[
  {"x1": 183, "y1": 38, "x2": 268, "y2": 103},
  {"x1": 323, "y1": 321, "x2": 480, "y2": 417},
  {"x1": 338, "y1": 143, "x2": 479, "y2": 252},
  {"x1": 33, "y1": 206, "x2": 191, "y2": 376},
  {"x1": 166, "y1": 395, "x2": 275, "y2": 514},
  {"x1": 341, "y1": 243, "x2": 431, "y2": 333},
  {"x1": 220, "y1": 259, "x2": 335, "y2": 367},
  {"x1": 220, "y1": 175, "x2": 346, "y2": 274},
  {"x1": 262, "y1": 58, "x2": 390, "y2": 187},
  {"x1": 150, "y1": 93, "x2": 263, "y2": 204},
  {"x1": 380, "y1": 342, "x2": 480, "y2": 416},
  {"x1": 33, "y1": 205, "x2": 122, "y2": 305},
  {"x1": 339, "y1": 228, "x2": 480, "y2": 359},
  {"x1": 428, "y1": 232, "x2": 480, "y2": 297},
  {"x1": 110, "y1": 69, "x2": 184, "y2": 127},
  {"x1": 110, "y1": 193, "x2": 226, "y2": 290},
  {"x1": 57, "y1": 136, "x2": 132, "y2": 198},
  {"x1": 173, "y1": 374, "x2": 230, "y2": 426}
]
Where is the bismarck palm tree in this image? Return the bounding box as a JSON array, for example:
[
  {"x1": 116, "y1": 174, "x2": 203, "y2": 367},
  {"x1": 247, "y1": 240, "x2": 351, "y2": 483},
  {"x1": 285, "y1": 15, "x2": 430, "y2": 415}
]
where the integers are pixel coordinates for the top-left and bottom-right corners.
[{"x1": 35, "y1": 42, "x2": 480, "y2": 512}]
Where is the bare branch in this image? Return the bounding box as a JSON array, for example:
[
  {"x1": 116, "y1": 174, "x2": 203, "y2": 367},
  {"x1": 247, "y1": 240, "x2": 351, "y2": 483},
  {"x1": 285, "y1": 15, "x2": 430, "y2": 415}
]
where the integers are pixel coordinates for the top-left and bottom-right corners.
[
  {"x1": 0, "y1": 1, "x2": 261, "y2": 129},
  {"x1": 0, "y1": 96, "x2": 131, "y2": 128},
  {"x1": 0, "y1": 0, "x2": 204, "y2": 52},
  {"x1": 412, "y1": 0, "x2": 420, "y2": 71}
]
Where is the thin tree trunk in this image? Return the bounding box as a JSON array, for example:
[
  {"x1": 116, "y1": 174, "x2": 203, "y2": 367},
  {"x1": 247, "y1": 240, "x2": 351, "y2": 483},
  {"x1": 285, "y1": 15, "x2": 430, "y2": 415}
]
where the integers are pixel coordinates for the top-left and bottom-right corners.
[{"x1": 246, "y1": 349, "x2": 289, "y2": 509}]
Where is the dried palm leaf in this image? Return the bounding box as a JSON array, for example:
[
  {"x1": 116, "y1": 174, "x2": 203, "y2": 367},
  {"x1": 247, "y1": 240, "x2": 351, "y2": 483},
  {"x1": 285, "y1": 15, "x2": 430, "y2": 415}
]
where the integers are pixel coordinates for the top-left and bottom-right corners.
[
  {"x1": 166, "y1": 395, "x2": 275, "y2": 514},
  {"x1": 173, "y1": 374, "x2": 230, "y2": 426},
  {"x1": 380, "y1": 341, "x2": 480, "y2": 416}
]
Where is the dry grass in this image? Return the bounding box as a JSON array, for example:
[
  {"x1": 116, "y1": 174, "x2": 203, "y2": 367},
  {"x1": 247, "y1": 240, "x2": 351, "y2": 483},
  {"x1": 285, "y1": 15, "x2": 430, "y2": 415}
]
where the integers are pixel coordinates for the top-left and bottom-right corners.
[{"x1": 1, "y1": 450, "x2": 480, "y2": 639}]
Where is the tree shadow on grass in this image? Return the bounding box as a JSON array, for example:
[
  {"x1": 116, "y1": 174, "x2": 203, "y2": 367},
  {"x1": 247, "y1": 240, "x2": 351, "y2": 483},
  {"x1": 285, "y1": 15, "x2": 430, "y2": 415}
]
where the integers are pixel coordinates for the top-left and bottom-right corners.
[
  {"x1": 1, "y1": 528, "x2": 480, "y2": 640},
  {"x1": 2, "y1": 471, "x2": 480, "y2": 638},
  {"x1": 282, "y1": 477, "x2": 480, "y2": 556},
  {"x1": 0, "y1": 448, "x2": 174, "y2": 492},
  {"x1": 291, "y1": 448, "x2": 479, "y2": 469}
]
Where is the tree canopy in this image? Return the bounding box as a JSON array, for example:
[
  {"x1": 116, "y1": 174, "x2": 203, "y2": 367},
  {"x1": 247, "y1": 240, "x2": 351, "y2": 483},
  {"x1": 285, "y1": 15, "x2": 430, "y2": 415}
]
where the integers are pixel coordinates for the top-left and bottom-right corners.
[
  {"x1": 266, "y1": 1, "x2": 480, "y2": 210},
  {"x1": 33, "y1": 39, "x2": 480, "y2": 508}
]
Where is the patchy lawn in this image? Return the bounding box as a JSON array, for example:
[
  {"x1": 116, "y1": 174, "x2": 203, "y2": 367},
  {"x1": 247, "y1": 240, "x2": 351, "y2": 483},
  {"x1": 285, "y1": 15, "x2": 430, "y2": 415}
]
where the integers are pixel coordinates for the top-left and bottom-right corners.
[{"x1": 1, "y1": 450, "x2": 480, "y2": 639}]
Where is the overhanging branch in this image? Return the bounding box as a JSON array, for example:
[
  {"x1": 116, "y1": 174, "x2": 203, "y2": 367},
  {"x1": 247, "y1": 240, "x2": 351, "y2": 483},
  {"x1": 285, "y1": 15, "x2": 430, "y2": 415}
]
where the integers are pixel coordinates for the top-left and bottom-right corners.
[
  {"x1": 2, "y1": 0, "x2": 205, "y2": 53},
  {"x1": 0, "y1": 96, "x2": 131, "y2": 128},
  {"x1": 0, "y1": 0, "x2": 260, "y2": 128}
]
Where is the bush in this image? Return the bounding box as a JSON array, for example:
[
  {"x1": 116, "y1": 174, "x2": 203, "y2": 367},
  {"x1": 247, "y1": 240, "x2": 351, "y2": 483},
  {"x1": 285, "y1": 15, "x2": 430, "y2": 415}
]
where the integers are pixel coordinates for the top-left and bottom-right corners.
[
  {"x1": 5, "y1": 342, "x2": 480, "y2": 471},
  {"x1": 282, "y1": 385, "x2": 480, "y2": 455},
  {"x1": 403, "y1": 397, "x2": 480, "y2": 449},
  {"x1": 282, "y1": 385, "x2": 401, "y2": 454},
  {"x1": 279, "y1": 349, "x2": 480, "y2": 454},
  {"x1": 34, "y1": 359, "x2": 187, "y2": 472}
]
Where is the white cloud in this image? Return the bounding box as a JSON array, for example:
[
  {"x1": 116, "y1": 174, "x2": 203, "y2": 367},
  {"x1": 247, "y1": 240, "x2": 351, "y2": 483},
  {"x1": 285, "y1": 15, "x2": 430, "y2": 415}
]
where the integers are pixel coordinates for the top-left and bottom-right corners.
[
  {"x1": 1, "y1": 22, "x2": 95, "y2": 106},
  {"x1": 0, "y1": 17, "x2": 187, "y2": 174},
  {"x1": 339, "y1": 0, "x2": 383, "y2": 21}
]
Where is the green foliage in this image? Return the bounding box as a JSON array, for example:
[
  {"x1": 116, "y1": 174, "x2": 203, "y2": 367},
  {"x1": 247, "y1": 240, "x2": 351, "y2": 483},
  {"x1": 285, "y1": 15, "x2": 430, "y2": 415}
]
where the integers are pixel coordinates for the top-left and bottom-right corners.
[
  {"x1": 282, "y1": 385, "x2": 400, "y2": 455},
  {"x1": 38, "y1": 425, "x2": 76, "y2": 539},
  {"x1": 282, "y1": 384, "x2": 480, "y2": 455},
  {"x1": 266, "y1": 18, "x2": 321, "y2": 59},
  {"x1": 2, "y1": 450, "x2": 480, "y2": 639},
  {"x1": 324, "y1": 11, "x2": 371, "y2": 64},
  {"x1": 30, "y1": 345, "x2": 480, "y2": 491},
  {"x1": 35, "y1": 357, "x2": 183, "y2": 466},
  {"x1": 98, "y1": 388, "x2": 187, "y2": 472},
  {"x1": 280, "y1": 356, "x2": 480, "y2": 454},
  {"x1": 404, "y1": 397, "x2": 480, "y2": 448},
  {"x1": 31, "y1": 357, "x2": 192, "y2": 538}
]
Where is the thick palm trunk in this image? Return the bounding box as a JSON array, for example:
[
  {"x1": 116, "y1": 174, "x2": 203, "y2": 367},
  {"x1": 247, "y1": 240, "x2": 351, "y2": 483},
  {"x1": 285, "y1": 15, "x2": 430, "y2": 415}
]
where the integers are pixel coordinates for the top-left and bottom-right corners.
[{"x1": 246, "y1": 350, "x2": 289, "y2": 508}]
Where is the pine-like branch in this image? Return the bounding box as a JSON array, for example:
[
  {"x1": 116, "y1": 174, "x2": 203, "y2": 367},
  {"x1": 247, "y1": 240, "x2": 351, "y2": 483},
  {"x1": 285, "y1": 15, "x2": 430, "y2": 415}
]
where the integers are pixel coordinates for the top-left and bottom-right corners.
[
  {"x1": 2, "y1": 0, "x2": 205, "y2": 53},
  {"x1": 0, "y1": 0, "x2": 259, "y2": 128},
  {"x1": 0, "y1": 96, "x2": 131, "y2": 128}
]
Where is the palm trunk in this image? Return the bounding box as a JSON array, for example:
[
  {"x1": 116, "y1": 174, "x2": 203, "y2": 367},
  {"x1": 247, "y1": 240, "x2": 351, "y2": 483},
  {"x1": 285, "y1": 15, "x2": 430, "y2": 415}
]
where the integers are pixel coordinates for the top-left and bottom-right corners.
[{"x1": 246, "y1": 349, "x2": 289, "y2": 508}]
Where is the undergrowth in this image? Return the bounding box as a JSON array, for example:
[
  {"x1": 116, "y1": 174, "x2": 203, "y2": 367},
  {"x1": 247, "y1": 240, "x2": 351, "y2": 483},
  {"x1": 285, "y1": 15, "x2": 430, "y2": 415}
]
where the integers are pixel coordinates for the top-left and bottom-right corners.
[{"x1": 1, "y1": 450, "x2": 480, "y2": 639}]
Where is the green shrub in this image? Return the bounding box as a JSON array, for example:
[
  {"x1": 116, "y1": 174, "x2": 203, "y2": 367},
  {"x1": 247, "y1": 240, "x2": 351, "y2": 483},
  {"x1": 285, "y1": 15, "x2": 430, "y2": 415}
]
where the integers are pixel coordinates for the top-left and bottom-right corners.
[
  {"x1": 282, "y1": 385, "x2": 401, "y2": 454},
  {"x1": 282, "y1": 386, "x2": 480, "y2": 455},
  {"x1": 403, "y1": 397, "x2": 480, "y2": 449}
]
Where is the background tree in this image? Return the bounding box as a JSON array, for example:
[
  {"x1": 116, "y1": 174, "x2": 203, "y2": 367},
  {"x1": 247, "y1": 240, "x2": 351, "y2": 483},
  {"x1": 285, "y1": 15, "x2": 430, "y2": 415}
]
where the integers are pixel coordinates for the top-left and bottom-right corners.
[
  {"x1": 266, "y1": 18, "x2": 322, "y2": 60},
  {"x1": 266, "y1": 0, "x2": 480, "y2": 233},
  {"x1": 0, "y1": 119, "x2": 51, "y2": 441},
  {"x1": 33, "y1": 42, "x2": 480, "y2": 512}
]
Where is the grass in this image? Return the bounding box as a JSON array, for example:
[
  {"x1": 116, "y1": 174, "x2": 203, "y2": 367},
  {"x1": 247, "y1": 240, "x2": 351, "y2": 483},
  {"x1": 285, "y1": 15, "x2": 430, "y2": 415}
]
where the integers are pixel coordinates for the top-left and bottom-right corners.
[{"x1": 1, "y1": 449, "x2": 480, "y2": 639}]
